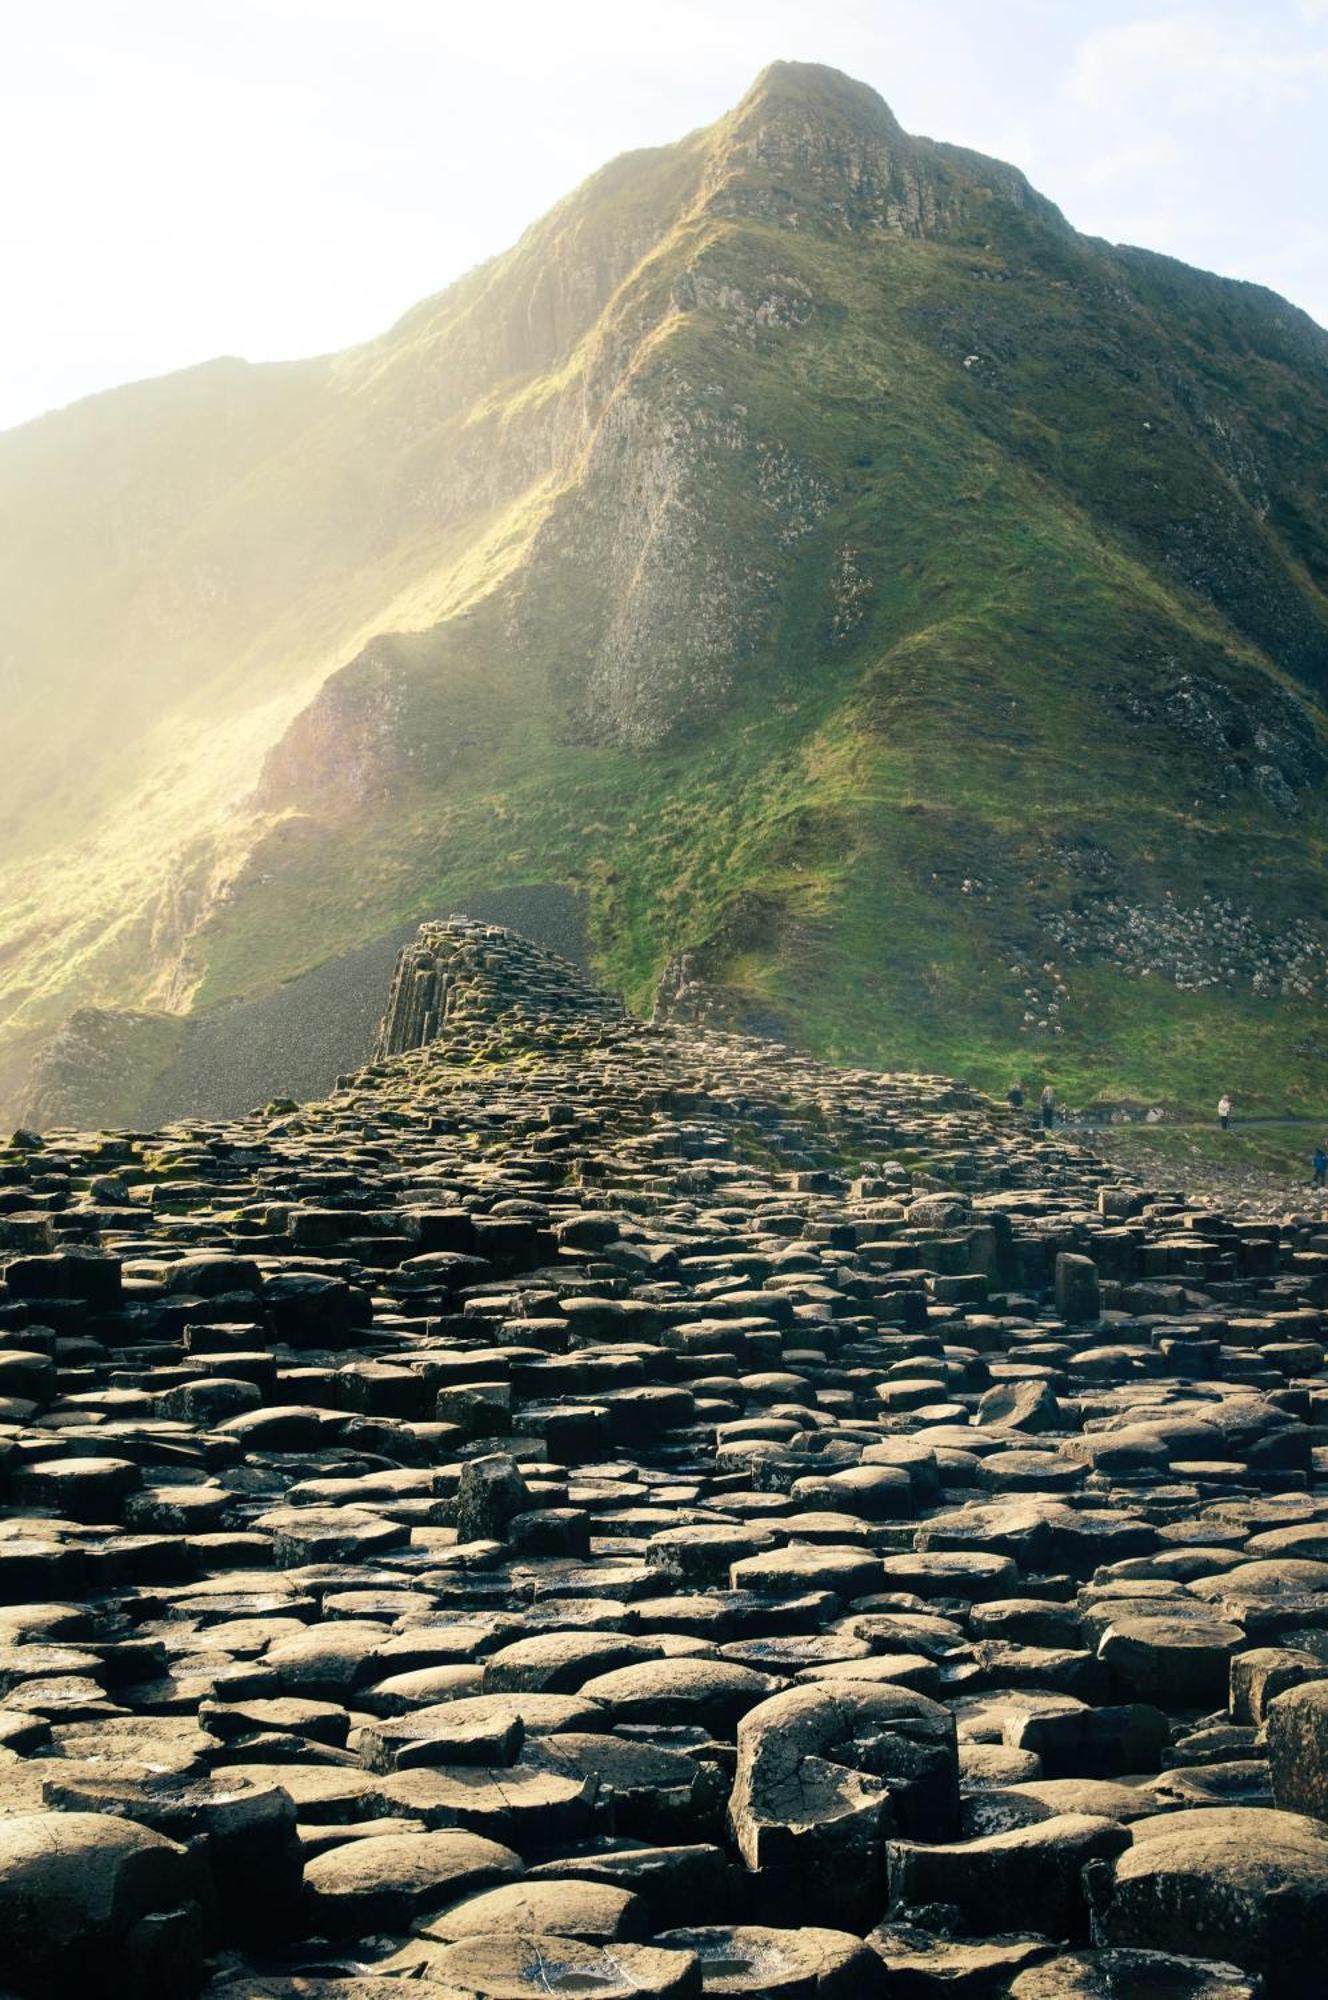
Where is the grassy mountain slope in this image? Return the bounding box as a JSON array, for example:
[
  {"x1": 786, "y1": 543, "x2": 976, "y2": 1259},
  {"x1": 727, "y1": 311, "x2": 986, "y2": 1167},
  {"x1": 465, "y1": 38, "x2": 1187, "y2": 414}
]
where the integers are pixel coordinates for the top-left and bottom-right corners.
[{"x1": 3, "y1": 62, "x2": 1327, "y2": 1123}]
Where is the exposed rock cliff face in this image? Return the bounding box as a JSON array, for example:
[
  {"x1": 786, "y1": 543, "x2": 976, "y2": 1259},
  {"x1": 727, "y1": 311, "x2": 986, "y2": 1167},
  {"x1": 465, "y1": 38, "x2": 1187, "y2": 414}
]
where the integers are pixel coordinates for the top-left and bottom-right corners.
[
  {"x1": 2, "y1": 60, "x2": 1328, "y2": 1122},
  {"x1": 698, "y1": 62, "x2": 1064, "y2": 238},
  {"x1": 255, "y1": 644, "x2": 412, "y2": 816},
  {"x1": 515, "y1": 387, "x2": 797, "y2": 747},
  {"x1": 19, "y1": 1008, "x2": 184, "y2": 1131},
  {"x1": 374, "y1": 916, "x2": 622, "y2": 1057}
]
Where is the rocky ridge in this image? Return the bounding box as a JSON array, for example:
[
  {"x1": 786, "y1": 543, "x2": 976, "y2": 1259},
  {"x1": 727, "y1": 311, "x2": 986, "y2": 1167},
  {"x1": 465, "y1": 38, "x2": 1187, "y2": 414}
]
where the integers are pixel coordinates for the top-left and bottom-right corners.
[{"x1": 0, "y1": 924, "x2": 1327, "y2": 1992}]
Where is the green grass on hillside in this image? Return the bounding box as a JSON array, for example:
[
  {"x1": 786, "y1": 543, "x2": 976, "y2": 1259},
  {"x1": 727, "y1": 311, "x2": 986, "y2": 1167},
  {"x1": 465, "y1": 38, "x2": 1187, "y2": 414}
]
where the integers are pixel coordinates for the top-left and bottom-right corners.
[
  {"x1": 3, "y1": 63, "x2": 1327, "y2": 1128},
  {"x1": 1097, "y1": 1119, "x2": 1328, "y2": 1173}
]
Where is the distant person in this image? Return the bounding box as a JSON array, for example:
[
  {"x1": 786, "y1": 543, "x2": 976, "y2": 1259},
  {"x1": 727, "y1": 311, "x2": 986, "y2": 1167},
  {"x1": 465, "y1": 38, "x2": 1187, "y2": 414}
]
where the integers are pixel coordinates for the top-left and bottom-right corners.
[
  {"x1": 1040, "y1": 1084, "x2": 1055, "y2": 1130},
  {"x1": 1217, "y1": 1093, "x2": 1233, "y2": 1131},
  {"x1": 1007, "y1": 1082, "x2": 1025, "y2": 1110},
  {"x1": 1314, "y1": 1146, "x2": 1327, "y2": 1188}
]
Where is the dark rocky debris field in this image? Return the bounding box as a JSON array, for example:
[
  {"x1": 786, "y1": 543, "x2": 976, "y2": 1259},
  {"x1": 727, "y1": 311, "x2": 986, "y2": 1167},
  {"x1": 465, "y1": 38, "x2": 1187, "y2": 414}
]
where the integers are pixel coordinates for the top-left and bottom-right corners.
[{"x1": 1, "y1": 922, "x2": 1327, "y2": 1997}]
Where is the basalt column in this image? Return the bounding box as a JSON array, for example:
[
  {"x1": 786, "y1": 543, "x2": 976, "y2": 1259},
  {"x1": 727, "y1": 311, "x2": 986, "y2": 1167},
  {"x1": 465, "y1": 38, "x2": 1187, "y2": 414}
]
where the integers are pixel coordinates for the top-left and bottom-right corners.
[{"x1": 373, "y1": 915, "x2": 624, "y2": 1057}]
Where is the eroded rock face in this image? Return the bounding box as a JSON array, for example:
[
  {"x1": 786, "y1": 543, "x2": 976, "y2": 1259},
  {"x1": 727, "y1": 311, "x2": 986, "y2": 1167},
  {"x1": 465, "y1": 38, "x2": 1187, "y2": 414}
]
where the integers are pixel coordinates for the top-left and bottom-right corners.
[
  {"x1": 1, "y1": 923, "x2": 1328, "y2": 1990},
  {"x1": 374, "y1": 917, "x2": 623, "y2": 1058}
]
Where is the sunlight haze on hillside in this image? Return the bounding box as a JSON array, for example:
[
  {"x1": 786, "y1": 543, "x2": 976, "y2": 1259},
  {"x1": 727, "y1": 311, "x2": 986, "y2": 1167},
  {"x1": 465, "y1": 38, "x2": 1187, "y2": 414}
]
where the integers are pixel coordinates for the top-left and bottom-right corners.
[{"x1": 3, "y1": 0, "x2": 1326, "y2": 430}]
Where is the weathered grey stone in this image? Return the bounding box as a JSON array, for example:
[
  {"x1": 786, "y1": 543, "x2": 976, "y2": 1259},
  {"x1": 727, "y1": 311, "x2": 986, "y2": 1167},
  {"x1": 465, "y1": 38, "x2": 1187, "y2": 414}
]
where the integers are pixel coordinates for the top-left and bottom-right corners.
[
  {"x1": 303, "y1": 1828, "x2": 521, "y2": 1935},
  {"x1": 455, "y1": 1454, "x2": 534, "y2": 1544},
  {"x1": 1265, "y1": 1678, "x2": 1328, "y2": 1818},
  {"x1": 888, "y1": 1813, "x2": 1131, "y2": 1939},
  {"x1": 729, "y1": 1680, "x2": 958, "y2": 1925},
  {"x1": 1086, "y1": 1807, "x2": 1328, "y2": 1991},
  {"x1": 3, "y1": 916, "x2": 1328, "y2": 1986}
]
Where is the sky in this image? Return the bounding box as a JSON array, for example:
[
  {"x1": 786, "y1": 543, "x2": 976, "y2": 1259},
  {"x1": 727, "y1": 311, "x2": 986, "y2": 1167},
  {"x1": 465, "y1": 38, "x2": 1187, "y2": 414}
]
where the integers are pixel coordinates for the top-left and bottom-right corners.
[{"x1": 2, "y1": 0, "x2": 1326, "y2": 433}]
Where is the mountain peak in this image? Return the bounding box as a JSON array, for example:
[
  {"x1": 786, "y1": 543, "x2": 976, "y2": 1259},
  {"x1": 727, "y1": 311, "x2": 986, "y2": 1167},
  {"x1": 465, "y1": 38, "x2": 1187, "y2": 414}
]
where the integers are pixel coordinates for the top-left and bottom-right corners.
[
  {"x1": 705, "y1": 59, "x2": 1067, "y2": 242},
  {"x1": 701, "y1": 59, "x2": 936, "y2": 238},
  {"x1": 734, "y1": 59, "x2": 907, "y2": 139}
]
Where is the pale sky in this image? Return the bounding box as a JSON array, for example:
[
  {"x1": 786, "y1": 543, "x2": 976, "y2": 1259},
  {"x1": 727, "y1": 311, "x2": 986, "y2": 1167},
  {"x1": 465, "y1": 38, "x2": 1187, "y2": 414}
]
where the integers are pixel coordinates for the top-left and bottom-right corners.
[{"x1": 2, "y1": 0, "x2": 1326, "y2": 433}]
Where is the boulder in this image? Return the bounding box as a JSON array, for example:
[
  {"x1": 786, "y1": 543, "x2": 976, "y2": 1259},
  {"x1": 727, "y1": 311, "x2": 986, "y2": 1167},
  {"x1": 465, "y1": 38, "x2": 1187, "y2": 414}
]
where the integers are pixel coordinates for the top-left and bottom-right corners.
[
  {"x1": 1056, "y1": 1253, "x2": 1101, "y2": 1324},
  {"x1": 303, "y1": 1827, "x2": 521, "y2": 1935},
  {"x1": 1009, "y1": 1948, "x2": 1258, "y2": 1996},
  {"x1": 888, "y1": 1813, "x2": 1131, "y2": 1940},
  {"x1": 421, "y1": 1876, "x2": 647, "y2": 1942},
  {"x1": 0, "y1": 1810, "x2": 205, "y2": 1997},
  {"x1": 387, "y1": 1933, "x2": 701, "y2": 1996},
  {"x1": 657, "y1": 1922, "x2": 889, "y2": 1996},
  {"x1": 1086, "y1": 1807, "x2": 1328, "y2": 1992},
  {"x1": 1265, "y1": 1678, "x2": 1328, "y2": 1818},
  {"x1": 454, "y1": 1454, "x2": 533, "y2": 1543}
]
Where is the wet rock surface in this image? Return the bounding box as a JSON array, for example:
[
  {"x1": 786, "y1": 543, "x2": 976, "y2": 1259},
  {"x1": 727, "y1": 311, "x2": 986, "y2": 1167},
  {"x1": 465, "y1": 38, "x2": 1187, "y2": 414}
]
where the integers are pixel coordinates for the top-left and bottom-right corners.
[{"x1": 1, "y1": 920, "x2": 1327, "y2": 1994}]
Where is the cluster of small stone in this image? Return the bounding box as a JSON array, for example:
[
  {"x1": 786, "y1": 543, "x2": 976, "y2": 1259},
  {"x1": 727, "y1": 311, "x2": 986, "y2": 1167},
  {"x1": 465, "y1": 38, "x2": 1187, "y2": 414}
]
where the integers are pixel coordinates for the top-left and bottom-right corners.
[
  {"x1": 827, "y1": 545, "x2": 873, "y2": 641},
  {"x1": 752, "y1": 441, "x2": 834, "y2": 548},
  {"x1": 1043, "y1": 893, "x2": 1328, "y2": 1001},
  {"x1": 1113, "y1": 672, "x2": 1324, "y2": 817},
  {"x1": 0, "y1": 924, "x2": 1327, "y2": 1997},
  {"x1": 1005, "y1": 960, "x2": 1073, "y2": 1039},
  {"x1": 668, "y1": 268, "x2": 816, "y2": 347}
]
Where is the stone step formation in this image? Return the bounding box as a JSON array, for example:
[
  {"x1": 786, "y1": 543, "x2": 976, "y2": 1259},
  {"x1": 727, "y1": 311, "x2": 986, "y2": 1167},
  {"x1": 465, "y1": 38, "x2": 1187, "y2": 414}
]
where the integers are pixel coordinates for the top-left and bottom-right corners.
[
  {"x1": 374, "y1": 917, "x2": 623, "y2": 1060},
  {"x1": 0, "y1": 921, "x2": 1326, "y2": 1996}
]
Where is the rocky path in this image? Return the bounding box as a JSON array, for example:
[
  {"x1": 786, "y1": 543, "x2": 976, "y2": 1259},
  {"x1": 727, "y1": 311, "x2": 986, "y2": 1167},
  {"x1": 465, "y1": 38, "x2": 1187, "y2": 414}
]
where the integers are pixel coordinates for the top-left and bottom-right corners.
[
  {"x1": 1088, "y1": 1122, "x2": 1328, "y2": 1225},
  {"x1": 1, "y1": 921, "x2": 1327, "y2": 1996}
]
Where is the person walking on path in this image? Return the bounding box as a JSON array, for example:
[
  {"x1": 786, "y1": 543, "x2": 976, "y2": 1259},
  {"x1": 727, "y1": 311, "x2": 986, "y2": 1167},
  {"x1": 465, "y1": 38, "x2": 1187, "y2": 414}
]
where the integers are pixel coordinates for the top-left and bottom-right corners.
[
  {"x1": 1217, "y1": 1093, "x2": 1233, "y2": 1132},
  {"x1": 1314, "y1": 1145, "x2": 1327, "y2": 1189},
  {"x1": 1040, "y1": 1084, "x2": 1055, "y2": 1131},
  {"x1": 1007, "y1": 1082, "x2": 1025, "y2": 1111}
]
